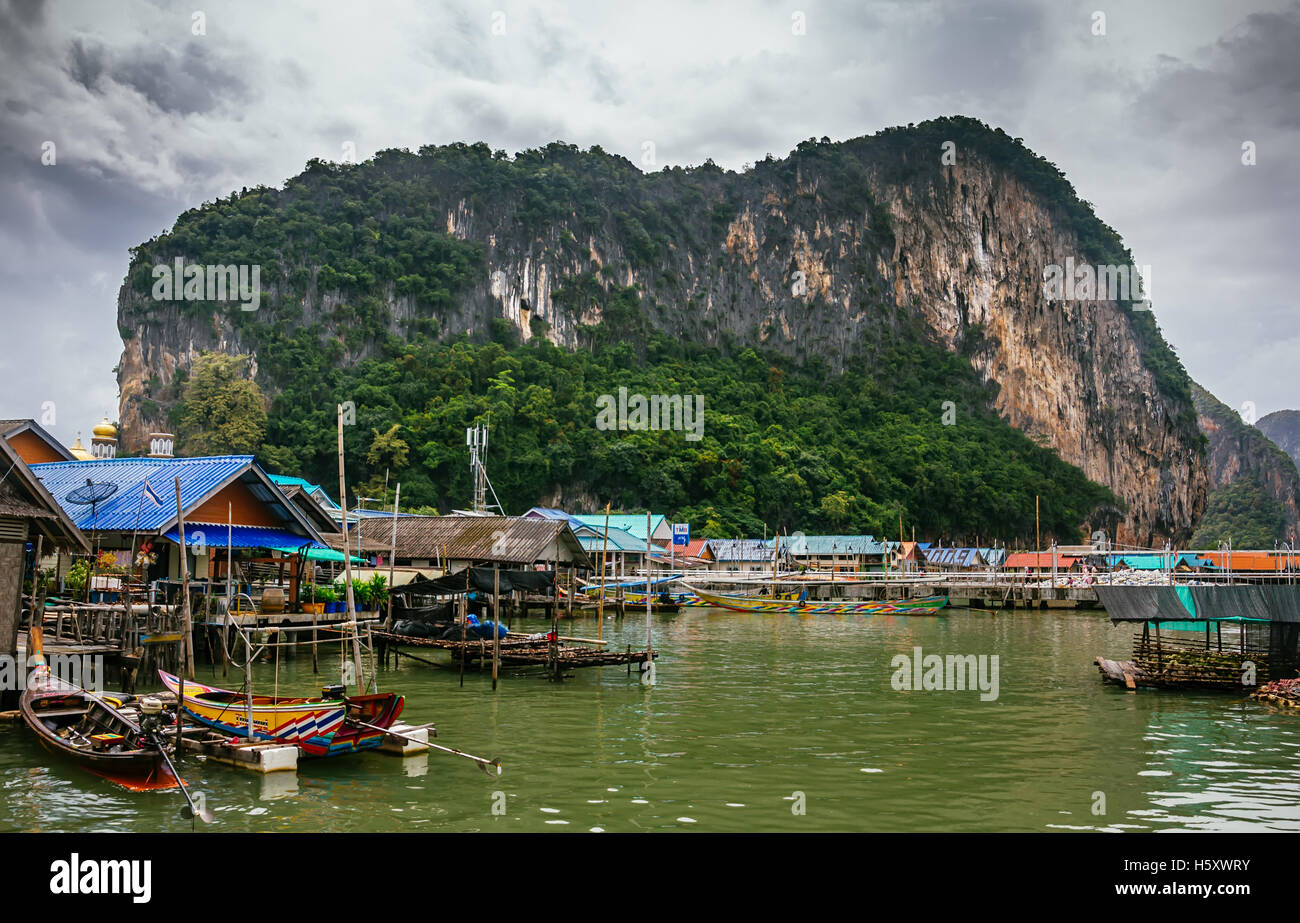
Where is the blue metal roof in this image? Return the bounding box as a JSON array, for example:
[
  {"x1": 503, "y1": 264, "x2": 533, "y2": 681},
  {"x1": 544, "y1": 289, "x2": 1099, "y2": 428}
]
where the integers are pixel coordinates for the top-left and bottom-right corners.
[
  {"x1": 706, "y1": 538, "x2": 772, "y2": 562},
  {"x1": 30, "y1": 456, "x2": 255, "y2": 532},
  {"x1": 980, "y1": 547, "x2": 1007, "y2": 566},
  {"x1": 524, "y1": 506, "x2": 582, "y2": 525},
  {"x1": 162, "y1": 523, "x2": 326, "y2": 551},
  {"x1": 923, "y1": 547, "x2": 987, "y2": 567},
  {"x1": 773, "y1": 534, "x2": 886, "y2": 556}
]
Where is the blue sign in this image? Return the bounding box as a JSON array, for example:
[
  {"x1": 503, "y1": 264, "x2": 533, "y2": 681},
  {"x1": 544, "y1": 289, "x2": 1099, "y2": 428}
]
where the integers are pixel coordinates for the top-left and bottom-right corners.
[{"x1": 672, "y1": 523, "x2": 690, "y2": 546}]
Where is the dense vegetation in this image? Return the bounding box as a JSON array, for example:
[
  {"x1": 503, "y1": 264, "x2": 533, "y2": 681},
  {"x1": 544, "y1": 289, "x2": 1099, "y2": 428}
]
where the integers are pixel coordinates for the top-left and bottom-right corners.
[
  {"x1": 125, "y1": 116, "x2": 1208, "y2": 542},
  {"x1": 1191, "y1": 478, "x2": 1289, "y2": 549},
  {"x1": 174, "y1": 354, "x2": 267, "y2": 455},
  {"x1": 177, "y1": 325, "x2": 1116, "y2": 543}
]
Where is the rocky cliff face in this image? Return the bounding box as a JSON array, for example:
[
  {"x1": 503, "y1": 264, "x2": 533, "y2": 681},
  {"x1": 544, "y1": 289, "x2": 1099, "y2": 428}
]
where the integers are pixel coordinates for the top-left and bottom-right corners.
[
  {"x1": 115, "y1": 117, "x2": 1208, "y2": 544},
  {"x1": 1193, "y1": 385, "x2": 1300, "y2": 542},
  {"x1": 1257, "y1": 410, "x2": 1300, "y2": 471}
]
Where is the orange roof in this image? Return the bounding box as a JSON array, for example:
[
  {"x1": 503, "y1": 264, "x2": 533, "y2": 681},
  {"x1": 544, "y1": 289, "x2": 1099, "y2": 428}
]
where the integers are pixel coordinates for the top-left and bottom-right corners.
[
  {"x1": 1197, "y1": 551, "x2": 1291, "y2": 571},
  {"x1": 679, "y1": 538, "x2": 710, "y2": 558}
]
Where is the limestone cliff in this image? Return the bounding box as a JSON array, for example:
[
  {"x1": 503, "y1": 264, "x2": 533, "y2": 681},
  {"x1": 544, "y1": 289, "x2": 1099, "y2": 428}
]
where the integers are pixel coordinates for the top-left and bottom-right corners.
[
  {"x1": 115, "y1": 116, "x2": 1209, "y2": 544},
  {"x1": 1257, "y1": 410, "x2": 1300, "y2": 471},
  {"x1": 1193, "y1": 386, "x2": 1300, "y2": 543}
]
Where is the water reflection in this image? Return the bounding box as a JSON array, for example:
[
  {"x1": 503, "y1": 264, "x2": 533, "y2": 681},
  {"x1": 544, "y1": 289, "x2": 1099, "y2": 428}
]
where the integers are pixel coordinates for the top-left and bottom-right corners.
[{"x1": 3, "y1": 609, "x2": 1300, "y2": 831}]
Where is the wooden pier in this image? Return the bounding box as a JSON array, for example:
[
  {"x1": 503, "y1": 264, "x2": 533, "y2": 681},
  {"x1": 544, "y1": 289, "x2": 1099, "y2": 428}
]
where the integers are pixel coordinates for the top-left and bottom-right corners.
[{"x1": 676, "y1": 574, "x2": 1105, "y2": 610}]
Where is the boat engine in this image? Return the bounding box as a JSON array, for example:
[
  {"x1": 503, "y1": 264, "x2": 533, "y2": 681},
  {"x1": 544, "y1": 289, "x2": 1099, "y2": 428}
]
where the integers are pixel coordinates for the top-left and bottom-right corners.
[
  {"x1": 139, "y1": 696, "x2": 166, "y2": 748},
  {"x1": 321, "y1": 684, "x2": 345, "y2": 701}
]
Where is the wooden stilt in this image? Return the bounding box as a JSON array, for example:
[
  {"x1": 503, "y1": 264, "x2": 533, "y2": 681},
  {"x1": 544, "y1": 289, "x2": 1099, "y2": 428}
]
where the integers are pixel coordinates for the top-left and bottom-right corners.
[{"x1": 492, "y1": 565, "x2": 500, "y2": 691}]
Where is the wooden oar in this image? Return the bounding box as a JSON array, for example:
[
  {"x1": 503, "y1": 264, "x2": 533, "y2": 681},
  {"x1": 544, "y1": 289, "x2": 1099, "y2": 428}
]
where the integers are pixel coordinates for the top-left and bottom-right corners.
[
  {"x1": 153, "y1": 740, "x2": 214, "y2": 825},
  {"x1": 347, "y1": 718, "x2": 502, "y2": 776}
]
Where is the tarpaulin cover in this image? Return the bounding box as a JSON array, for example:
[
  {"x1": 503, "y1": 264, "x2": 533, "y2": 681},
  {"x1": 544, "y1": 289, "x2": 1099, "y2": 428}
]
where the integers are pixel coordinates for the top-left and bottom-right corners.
[
  {"x1": 1097, "y1": 585, "x2": 1300, "y2": 623},
  {"x1": 393, "y1": 568, "x2": 555, "y2": 597}
]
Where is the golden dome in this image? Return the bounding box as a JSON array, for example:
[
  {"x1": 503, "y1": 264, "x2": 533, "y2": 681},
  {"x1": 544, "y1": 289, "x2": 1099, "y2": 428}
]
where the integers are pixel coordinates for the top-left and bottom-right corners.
[
  {"x1": 92, "y1": 417, "x2": 117, "y2": 439},
  {"x1": 69, "y1": 435, "x2": 93, "y2": 461}
]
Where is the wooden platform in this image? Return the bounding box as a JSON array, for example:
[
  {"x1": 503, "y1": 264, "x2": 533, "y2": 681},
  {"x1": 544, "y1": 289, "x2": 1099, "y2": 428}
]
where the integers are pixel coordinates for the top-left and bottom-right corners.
[{"x1": 372, "y1": 629, "x2": 657, "y2": 680}]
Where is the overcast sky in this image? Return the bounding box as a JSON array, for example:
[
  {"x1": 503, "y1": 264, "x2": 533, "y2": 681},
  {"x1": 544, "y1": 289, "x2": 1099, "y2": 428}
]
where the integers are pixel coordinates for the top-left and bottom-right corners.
[{"x1": 0, "y1": 0, "x2": 1296, "y2": 445}]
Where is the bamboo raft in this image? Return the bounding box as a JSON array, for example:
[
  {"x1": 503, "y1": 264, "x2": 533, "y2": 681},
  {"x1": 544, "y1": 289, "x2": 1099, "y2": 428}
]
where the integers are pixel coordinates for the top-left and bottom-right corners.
[{"x1": 1096, "y1": 625, "x2": 1276, "y2": 691}]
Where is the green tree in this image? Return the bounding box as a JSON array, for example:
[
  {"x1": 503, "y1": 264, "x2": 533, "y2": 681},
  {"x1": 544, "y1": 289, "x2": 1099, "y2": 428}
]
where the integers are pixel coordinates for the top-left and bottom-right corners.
[
  {"x1": 176, "y1": 353, "x2": 267, "y2": 455},
  {"x1": 367, "y1": 423, "x2": 409, "y2": 470}
]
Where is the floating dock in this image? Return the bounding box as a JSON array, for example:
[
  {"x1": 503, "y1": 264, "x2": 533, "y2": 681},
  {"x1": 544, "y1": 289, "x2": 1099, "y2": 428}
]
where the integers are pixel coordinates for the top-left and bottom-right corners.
[{"x1": 372, "y1": 629, "x2": 656, "y2": 681}]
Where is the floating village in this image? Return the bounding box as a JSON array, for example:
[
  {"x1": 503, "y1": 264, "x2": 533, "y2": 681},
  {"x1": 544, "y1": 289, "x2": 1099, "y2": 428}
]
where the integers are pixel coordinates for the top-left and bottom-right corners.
[{"x1": 2, "y1": 410, "x2": 1300, "y2": 826}]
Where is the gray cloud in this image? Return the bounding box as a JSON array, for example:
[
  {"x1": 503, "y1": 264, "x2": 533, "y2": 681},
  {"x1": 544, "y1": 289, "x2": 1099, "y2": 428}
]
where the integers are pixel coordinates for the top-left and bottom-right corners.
[{"x1": 0, "y1": 0, "x2": 1296, "y2": 447}]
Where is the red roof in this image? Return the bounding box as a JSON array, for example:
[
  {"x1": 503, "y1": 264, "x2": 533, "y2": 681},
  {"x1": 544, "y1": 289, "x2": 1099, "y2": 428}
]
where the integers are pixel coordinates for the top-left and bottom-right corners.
[{"x1": 1004, "y1": 552, "x2": 1080, "y2": 568}]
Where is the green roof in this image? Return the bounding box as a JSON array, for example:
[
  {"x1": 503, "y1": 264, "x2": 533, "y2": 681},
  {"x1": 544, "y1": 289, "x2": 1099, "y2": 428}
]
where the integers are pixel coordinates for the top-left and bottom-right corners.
[
  {"x1": 576, "y1": 526, "x2": 649, "y2": 553},
  {"x1": 572, "y1": 513, "x2": 666, "y2": 542}
]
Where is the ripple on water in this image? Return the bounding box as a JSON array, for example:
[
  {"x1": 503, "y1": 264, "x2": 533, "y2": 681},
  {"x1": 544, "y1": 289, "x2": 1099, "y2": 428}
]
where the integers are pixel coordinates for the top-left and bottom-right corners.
[{"x1": 6, "y1": 610, "x2": 1300, "y2": 832}]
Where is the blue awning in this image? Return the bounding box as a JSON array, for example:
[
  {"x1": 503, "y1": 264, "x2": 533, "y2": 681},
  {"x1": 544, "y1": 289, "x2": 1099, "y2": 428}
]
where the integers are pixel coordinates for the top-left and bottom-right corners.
[{"x1": 163, "y1": 523, "x2": 327, "y2": 551}]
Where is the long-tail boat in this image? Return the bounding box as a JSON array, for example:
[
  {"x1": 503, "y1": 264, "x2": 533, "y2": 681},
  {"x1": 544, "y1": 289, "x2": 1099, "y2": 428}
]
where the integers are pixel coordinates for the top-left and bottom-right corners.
[
  {"x1": 685, "y1": 585, "x2": 948, "y2": 615},
  {"x1": 157, "y1": 671, "x2": 404, "y2": 757},
  {"x1": 20, "y1": 627, "x2": 178, "y2": 790}
]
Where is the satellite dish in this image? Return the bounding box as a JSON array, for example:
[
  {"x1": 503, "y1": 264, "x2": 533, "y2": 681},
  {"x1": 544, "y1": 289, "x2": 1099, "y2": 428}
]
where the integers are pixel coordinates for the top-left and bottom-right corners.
[{"x1": 66, "y1": 481, "x2": 119, "y2": 505}]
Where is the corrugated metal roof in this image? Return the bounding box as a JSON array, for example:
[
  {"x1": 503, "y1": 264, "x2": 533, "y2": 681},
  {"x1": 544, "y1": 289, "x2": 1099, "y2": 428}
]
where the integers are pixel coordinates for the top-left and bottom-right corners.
[
  {"x1": 162, "y1": 523, "x2": 327, "y2": 551},
  {"x1": 923, "y1": 547, "x2": 987, "y2": 567},
  {"x1": 575, "y1": 526, "x2": 649, "y2": 553},
  {"x1": 1005, "y1": 552, "x2": 1079, "y2": 568},
  {"x1": 523, "y1": 506, "x2": 584, "y2": 527},
  {"x1": 268, "y1": 473, "x2": 339, "y2": 509},
  {"x1": 358, "y1": 514, "x2": 591, "y2": 567},
  {"x1": 572, "y1": 513, "x2": 666, "y2": 542},
  {"x1": 775, "y1": 534, "x2": 885, "y2": 556},
  {"x1": 30, "y1": 456, "x2": 254, "y2": 532},
  {"x1": 706, "y1": 538, "x2": 772, "y2": 562}
]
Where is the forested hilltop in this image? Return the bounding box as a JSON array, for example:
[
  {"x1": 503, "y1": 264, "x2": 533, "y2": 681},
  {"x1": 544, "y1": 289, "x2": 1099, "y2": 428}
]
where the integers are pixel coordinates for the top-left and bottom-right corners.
[{"x1": 116, "y1": 116, "x2": 1215, "y2": 544}]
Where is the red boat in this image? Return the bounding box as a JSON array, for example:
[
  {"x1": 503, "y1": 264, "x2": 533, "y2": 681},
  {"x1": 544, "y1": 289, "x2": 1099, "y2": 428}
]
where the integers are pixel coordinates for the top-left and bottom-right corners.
[{"x1": 20, "y1": 627, "x2": 179, "y2": 790}]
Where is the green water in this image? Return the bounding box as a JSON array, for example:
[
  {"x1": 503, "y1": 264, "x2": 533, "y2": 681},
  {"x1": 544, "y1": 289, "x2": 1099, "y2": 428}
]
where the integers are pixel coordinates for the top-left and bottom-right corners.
[{"x1": 4, "y1": 607, "x2": 1300, "y2": 832}]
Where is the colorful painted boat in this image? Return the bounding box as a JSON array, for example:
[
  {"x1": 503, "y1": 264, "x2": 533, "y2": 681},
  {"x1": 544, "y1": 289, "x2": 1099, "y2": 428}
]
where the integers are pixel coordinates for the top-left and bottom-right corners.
[
  {"x1": 21, "y1": 627, "x2": 178, "y2": 790},
  {"x1": 684, "y1": 585, "x2": 948, "y2": 615},
  {"x1": 620, "y1": 590, "x2": 705, "y2": 607},
  {"x1": 158, "y1": 672, "x2": 404, "y2": 758}
]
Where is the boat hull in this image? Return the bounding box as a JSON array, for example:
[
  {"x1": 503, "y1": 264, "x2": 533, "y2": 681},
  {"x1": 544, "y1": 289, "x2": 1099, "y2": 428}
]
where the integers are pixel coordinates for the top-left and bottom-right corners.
[
  {"x1": 158, "y1": 672, "x2": 404, "y2": 758},
  {"x1": 686, "y1": 585, "x2": 948, "y2": 615},
  {"x1": 20, "y1": 628, "x2": 176, "y2": 789}
]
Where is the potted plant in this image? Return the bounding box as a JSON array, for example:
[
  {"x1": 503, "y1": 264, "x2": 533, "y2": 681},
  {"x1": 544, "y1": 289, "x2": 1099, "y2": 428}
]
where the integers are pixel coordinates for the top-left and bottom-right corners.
[
  {"x1": 303, "y1": 584, "x2": 325, "y2": 615},
  {"x1": 315, "y1": 585, "x2": 339, "y2": 613},
  {"x1": 367, "y1": 574, "x2": 388, "y2": 613},
  {"x1": 64, "y1": 559, "x2": 91, "y2": 599}
]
